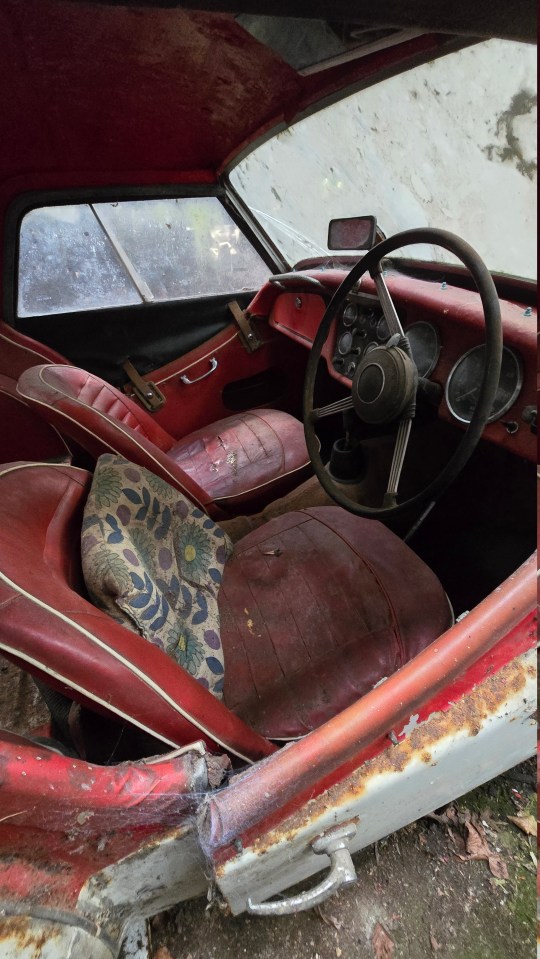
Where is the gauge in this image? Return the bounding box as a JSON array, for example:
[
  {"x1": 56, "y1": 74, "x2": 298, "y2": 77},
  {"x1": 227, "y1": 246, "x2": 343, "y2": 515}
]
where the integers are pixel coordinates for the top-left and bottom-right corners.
[
  {"x1": 376, "y1": 316, "x2": 390, "y2": 341},
  {"x1": 445, "y1": 345, "x2": 523, "y2": 424},
  {"x1": 365, "y1": 341, "x2": 379, "y2": 354},
  {"x1": 343, "y1": 304, "x2": 358, "y2": 327},
  {"x1": 338, "y1": 331, "x2": 354, "y2": 355},
  {"x1": 406, "y1": 322, "x2": 441, "y2": 377}
]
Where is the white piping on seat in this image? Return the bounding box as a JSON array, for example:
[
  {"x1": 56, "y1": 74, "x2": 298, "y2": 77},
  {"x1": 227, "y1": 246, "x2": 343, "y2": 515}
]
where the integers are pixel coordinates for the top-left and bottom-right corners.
[
  {"x1": 0, "y1": 463, "x2": 254, "y2": 763},
  {"x1": 17, "y1": 368, "x2": 208, "y2": 510},
  {"x1": 0, "y1": 574, "x2": 254, "y2": 764}
]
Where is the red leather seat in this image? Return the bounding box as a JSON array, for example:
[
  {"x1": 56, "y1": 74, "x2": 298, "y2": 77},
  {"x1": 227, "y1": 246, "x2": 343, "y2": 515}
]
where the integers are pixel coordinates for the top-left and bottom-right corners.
[
  {"x1": 0, "y1": 324, "x2": 72, "y2": 463},
  {"x1": 17, "y1": 364, "x2": 312, "y2": 518},
  {"x1": 0, "y1": 321, "x2": 68, "y2": 379},
  {"x1": 0, "y1": 374, "x2": 71, "y2": 464},
  {"x1": 220, "y1": 507, "x2": 453, "y2": 738},
  {"x1": 0, "y1": 462, "x2": 453, "y2": 762}
]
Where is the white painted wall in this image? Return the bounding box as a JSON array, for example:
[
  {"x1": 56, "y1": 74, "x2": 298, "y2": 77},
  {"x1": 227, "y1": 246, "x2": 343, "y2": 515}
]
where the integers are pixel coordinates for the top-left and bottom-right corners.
[{"x1": 231, "y1": 40, "x2": 537, "y2": 279}]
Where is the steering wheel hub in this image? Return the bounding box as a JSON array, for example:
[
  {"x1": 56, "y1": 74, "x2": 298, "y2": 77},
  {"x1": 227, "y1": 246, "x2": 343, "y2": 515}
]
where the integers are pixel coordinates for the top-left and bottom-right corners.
[{"x1": 352, "y1": 345, "x2": 416, "y2": 425}]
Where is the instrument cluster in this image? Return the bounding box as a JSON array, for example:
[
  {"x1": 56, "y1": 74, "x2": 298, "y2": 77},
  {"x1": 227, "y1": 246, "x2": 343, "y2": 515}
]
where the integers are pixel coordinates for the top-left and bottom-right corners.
[{"x1": 332, "y1": 294, "x2": 393, "y2": 379}]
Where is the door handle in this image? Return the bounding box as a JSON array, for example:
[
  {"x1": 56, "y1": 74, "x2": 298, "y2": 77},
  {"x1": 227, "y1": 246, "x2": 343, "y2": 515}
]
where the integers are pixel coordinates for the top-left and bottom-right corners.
[
  {"x1": 180, "y1": 357, "x2": 218, "y2": 385},
  {"x1": 246, "y1": 823, "x2": 357, "y2": 916}
]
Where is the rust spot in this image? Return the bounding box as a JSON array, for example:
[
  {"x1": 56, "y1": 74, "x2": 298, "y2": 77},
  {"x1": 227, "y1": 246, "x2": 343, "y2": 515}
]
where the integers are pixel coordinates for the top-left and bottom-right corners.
[
  {"x1": 0, "y1": 915, "x2": 60, "y2": 951},
  {"x1": 246, "y1": 655, "x2": 533, "y2": 856}
]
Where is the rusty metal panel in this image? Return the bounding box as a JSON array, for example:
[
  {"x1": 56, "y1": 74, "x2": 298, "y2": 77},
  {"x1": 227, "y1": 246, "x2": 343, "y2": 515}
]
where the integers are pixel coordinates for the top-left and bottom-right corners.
[
  {"x1": 78, "y1": 825, "x2": 208, "y2": 927},
  {"x1": 0, "y1": 911, "x2": 114, "y2": 959},
  {"x1": 212, "y1": 648, "x2": 536, "y2": 914}
]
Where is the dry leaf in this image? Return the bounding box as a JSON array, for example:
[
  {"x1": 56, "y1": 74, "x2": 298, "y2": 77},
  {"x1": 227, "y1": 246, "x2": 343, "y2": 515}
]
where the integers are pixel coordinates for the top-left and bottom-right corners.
[
  {"x1": 430, "y1": 931, "x2": 442, "y2": 951},
  {"x1": 314, "y1": 905, "x2": 342, "y2": 930},
  {"x1": 153, "y1": 948, "x2": 175, "y2": 959},
  {"x1": 372, "y1": 922, "x2": 395, "y2": 958},
  {"x1": 507, "y1": 814, "x2": 537, "y2": 837},
  {"x1": 458, "y1": 820, "x2": 508, "y2": 878},
  {"x1": 464, "y1": 820, "x2": 489, "y2": 859},
  {"x1": 487, "y1": 855, "x2": 509, "y2": 879}
]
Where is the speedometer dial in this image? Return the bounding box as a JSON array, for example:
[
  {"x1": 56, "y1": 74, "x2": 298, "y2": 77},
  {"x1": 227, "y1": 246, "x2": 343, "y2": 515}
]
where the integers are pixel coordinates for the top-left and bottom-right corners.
[
  {"x1": 406, "y1": 322, "x2": 440, "y2": 377},
  {"x1": 445, "y1": 345, "x2": 523, "y2": 424}
]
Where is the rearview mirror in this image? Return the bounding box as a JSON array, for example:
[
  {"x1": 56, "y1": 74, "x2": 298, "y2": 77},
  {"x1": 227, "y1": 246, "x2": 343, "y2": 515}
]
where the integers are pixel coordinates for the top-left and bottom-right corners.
[{"x1": 328, "y1": 215, "x2": 377, "y2": 250}]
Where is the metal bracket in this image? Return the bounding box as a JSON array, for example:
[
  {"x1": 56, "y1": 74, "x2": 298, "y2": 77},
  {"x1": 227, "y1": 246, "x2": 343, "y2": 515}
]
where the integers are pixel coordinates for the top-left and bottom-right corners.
[
  {"x1": 228, "y1": 300, "x2": 262, "y2": 352},
  {"x1": 122, "y1": 360, "x2": 165, "y2": 412},
  {"x1": 246, "y1": 823, "x2": 357, "y2": 916}
]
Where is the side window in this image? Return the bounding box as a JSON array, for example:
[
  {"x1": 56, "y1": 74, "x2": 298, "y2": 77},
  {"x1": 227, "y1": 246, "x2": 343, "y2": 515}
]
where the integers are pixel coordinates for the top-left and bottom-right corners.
[{"x1": 18, "y1": 196, "x2": 270, "y2": 318}]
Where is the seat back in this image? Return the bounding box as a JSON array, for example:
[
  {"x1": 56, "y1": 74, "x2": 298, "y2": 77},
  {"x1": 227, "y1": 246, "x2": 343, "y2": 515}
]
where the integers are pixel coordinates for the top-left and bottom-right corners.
[
  {"x1": 0, "y1": 461, "x2": 273, "y2": 763},
  {"x1": 0, "y1": 374, "x2": 71, "y2": 463},
  {"x1": 17, "y1": 364, "x2": 211, "y2": 509},
  {"x1": 0, "y1": 321, "x2": 68, "y2": 379}
]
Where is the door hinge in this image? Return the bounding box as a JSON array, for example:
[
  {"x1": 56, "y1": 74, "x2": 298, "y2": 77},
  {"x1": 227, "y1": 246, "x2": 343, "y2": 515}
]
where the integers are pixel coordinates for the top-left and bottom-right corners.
[
  {"x1": 228, "y1": 300, "x2": 262, "y2": 353},
  {"x1": 122, "y1": 359, "x2": 166, "y2": 412}
]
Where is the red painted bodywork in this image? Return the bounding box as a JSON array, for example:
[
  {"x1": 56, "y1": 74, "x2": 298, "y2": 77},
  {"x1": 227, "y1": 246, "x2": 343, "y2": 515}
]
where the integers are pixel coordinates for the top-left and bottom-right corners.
[
  {"x1": 202, "y1": 554, "x2": 537, "y2": 858},
  {"x1": 0, "y1": 741, "x2": 204, "y2": 910},
  {"x1": 0, "y1": 2, "x2": 457, "y2": 313}
]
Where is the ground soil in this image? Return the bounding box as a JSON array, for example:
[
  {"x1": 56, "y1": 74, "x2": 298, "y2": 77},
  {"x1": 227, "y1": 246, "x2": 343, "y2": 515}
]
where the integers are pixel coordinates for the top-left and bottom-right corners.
[{"x1": 149, "y1": 760, "x2": 537, "y2": 959}]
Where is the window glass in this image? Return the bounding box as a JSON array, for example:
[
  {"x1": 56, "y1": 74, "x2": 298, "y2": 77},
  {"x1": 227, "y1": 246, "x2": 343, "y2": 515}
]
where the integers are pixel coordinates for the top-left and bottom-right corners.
[
  {"x1": 18, "y1": 205, "x2": 142, "y2": 317},
  {"x1": 230, "y1": 40, "x2": 537, "y2": 280},
  {"x1": 18, "y1": 196, "x2": 270, "y2": 317},
  {"x1": 93, "y1": 197, "x2": 269, "y2": 301}
]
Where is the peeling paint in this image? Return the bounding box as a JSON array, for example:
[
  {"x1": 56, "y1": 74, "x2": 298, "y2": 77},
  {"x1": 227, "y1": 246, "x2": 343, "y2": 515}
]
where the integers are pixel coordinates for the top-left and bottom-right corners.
[
  {"x1": 229, "y1": 650, "x2": 536, "y2": 858},
  {"x1": 214, "y1": 650, "x2": 536, "y2": 915},
  {"x1": 399, "y1": 713, "x2": 419, "y2": 738}
]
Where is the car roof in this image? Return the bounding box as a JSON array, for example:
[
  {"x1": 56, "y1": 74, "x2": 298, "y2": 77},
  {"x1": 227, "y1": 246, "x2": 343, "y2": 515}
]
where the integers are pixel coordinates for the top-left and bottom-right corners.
[{"x1": 1, "y1": 2, "x2": 534, "y2": 192}]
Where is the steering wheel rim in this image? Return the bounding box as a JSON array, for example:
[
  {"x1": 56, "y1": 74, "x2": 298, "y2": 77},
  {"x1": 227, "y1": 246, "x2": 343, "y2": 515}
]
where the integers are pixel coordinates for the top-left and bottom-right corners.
[{"x1": 303, "y1": 228, "x2": 503, "y2": 518}]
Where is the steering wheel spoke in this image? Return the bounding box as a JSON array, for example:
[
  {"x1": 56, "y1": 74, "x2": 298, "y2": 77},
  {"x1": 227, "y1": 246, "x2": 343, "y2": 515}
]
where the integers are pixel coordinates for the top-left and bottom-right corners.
[
  {"x1": 311, "y1": 395, "x2": 354, "y2": 421},
  {"x1": 383, "y1": 418, "x2": 412, "y2": 508},
  {"x1": 373, "y1": 266, "x2": 405, "y2": 337}
]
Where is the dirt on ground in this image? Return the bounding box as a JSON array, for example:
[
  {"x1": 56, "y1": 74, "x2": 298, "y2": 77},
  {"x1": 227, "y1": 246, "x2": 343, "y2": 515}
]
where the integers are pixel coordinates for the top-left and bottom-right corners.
[{"x1": 149, "y1": 760, "x2": 537, "y2": 959}]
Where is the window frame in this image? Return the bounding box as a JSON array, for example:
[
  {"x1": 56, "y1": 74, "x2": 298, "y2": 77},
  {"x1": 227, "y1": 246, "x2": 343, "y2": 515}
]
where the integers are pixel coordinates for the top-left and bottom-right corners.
[{"x1": 4, "y1": 184, "x2": 287, "y2": 328}]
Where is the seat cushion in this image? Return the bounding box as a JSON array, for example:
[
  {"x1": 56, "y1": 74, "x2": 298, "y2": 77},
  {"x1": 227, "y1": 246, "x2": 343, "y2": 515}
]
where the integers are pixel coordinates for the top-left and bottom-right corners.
[
  {"x1": 219, "y1": 507, "x2": 453, "y2": 739},
  {"x1": 18, "y1": 365, "x2": 310, "y2": 516},
  {"x1": 168, "y1": 409, "x2": 311, "y2": 512},
  {"x1": 82, "y1": 455, "x2": 233, "y2": 697}
]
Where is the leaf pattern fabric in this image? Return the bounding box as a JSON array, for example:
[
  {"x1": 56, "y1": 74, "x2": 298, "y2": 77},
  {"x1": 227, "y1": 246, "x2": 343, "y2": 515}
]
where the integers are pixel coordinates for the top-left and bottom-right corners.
[{"x1": 81, "y1": 454, "x2": 232, "y2": 697}]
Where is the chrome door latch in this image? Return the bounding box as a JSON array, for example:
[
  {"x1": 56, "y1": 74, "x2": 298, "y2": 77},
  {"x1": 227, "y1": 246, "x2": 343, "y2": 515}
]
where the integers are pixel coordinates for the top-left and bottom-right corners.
[{"x1": 247, "y1": 822, "x2": 357, "y2": 916}]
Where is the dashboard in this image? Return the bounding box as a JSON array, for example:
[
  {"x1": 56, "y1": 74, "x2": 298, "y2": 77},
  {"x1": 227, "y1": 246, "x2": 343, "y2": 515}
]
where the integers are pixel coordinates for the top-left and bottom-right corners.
[{"x1": 265, "y1": 268, "x2": 537, "y2": 463}]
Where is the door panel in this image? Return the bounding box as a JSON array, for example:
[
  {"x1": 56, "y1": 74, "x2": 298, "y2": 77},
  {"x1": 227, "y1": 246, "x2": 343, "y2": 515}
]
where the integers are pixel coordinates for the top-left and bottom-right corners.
[
  {"x1": 17, "y1": 292, "x2": 253, "y2": 388},
  {"x1": 139, "y1": 320, "x2": 308, "y2": 441}
]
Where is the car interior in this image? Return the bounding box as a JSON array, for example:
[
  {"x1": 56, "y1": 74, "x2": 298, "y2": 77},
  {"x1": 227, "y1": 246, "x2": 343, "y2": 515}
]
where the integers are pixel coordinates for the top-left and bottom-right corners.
[
  {"x1": 0, "y1": 6, "x2": 536, "y2": 777},
  {"x1": 0, "y1": 224, "x2": 536, "y2": 767}
]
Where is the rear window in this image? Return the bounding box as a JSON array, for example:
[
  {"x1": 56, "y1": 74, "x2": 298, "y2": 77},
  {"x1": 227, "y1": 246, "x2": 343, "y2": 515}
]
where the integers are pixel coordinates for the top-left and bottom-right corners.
[{"x1": 18, "y1": 196, "x2": 270, "y2": 317}]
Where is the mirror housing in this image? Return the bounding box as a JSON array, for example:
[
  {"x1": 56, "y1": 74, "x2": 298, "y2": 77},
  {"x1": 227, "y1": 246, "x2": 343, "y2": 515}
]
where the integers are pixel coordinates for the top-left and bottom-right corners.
[{"x1": 328, "y1": 215, "x2": 377, "y2": 250}]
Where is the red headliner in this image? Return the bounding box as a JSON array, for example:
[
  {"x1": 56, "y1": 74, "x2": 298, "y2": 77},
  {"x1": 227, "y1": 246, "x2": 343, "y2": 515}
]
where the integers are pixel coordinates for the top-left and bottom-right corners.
[
  {"x1": 0, "y1": 3, "x2": 460, "y2": 313},
  {"x1": 1, "y1": 3, "x2": 455, "y2": 190}
]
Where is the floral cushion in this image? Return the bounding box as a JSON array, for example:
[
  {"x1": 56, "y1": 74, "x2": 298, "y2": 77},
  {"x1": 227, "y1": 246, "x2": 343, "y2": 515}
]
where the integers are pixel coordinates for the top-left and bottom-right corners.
[{"x1": 81, "y1": 454, "x2": 233, "y2": 697}]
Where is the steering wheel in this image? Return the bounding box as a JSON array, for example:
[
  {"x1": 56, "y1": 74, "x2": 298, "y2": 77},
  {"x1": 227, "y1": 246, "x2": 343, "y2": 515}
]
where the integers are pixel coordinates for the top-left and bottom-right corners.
[{"x1": 303, "y1": 228, "x2": 502, "y2": 518}]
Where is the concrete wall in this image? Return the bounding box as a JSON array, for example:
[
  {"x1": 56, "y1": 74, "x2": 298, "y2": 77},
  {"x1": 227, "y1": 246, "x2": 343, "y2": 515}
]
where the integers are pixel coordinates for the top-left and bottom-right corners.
[{"x1": 231, "y1": 40, "x2": 537, "y2": 279}]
